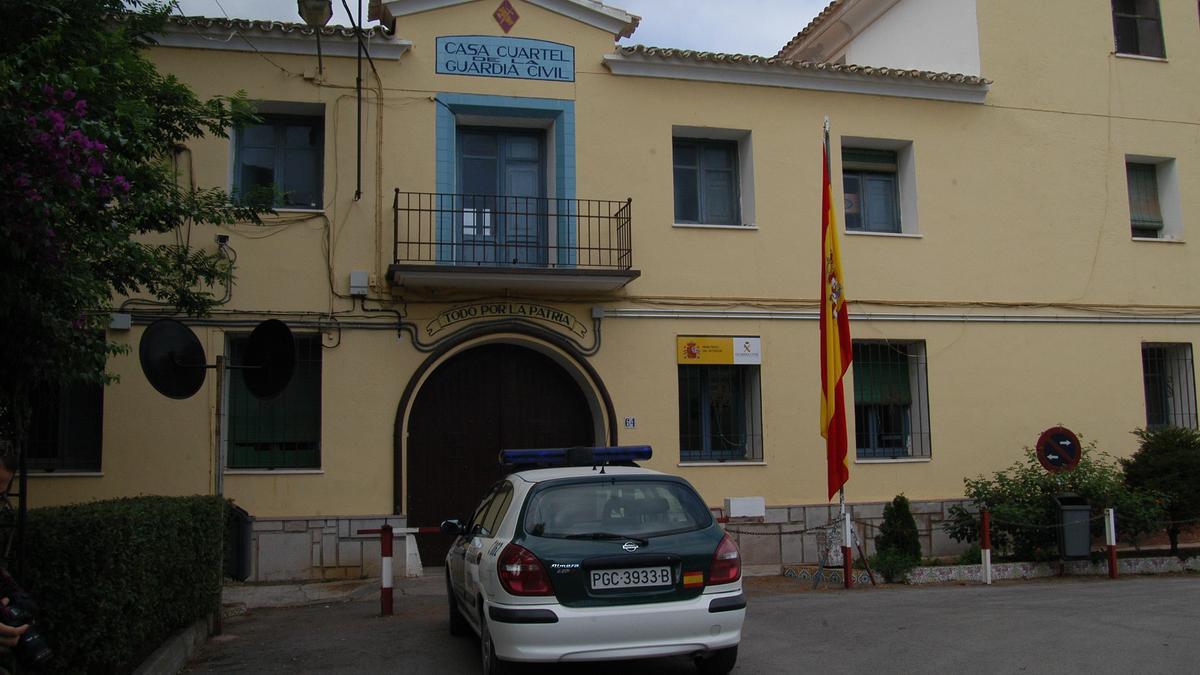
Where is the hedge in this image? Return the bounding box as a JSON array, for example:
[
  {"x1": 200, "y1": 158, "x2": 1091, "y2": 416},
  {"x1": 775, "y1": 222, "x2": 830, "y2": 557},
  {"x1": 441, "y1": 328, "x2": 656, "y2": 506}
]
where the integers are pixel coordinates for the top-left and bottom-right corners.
[{"x1": 20, "y1": 495, "x2": 227, "y2": 673}]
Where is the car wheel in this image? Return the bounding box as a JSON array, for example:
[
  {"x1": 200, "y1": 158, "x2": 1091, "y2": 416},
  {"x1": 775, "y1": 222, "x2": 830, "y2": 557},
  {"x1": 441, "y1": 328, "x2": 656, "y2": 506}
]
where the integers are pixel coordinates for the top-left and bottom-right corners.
[
  {"x1": 695, "y1": 645, "x2": 738, "y2": 675},
  {"x1": 479, "y1": 606, "x2": 513, "y2": 675},
  {"x1": 445, "y1": 574, "x2": 468, "y2": 637}
]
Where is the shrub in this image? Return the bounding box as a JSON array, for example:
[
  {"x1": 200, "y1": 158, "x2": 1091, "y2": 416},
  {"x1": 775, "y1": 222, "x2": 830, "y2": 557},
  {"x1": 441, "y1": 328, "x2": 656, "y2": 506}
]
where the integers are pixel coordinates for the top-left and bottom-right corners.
[
  {"x1": 956, "y1": 543, "x2": 982, "y2": 565},
  {"x1": 943, "y1": 443, "x2": 1164, "y2": 561},
  {"x1": 19, "y1": 495, "x2": 228, "y2": 673},
  {"x1": 871, "y1": 548, "x2": 918, "y2": 583},
  {"x1": 870, "y1": 495, "x2": 922, "y2": 583},
  {"x1": 1122, "y1": 426, "x2": 1200, "y2": 555}
]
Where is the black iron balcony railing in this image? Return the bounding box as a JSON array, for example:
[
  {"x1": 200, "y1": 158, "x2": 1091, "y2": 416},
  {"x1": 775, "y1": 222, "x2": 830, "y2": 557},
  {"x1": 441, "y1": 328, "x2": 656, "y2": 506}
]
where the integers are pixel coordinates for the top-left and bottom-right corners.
[{"x1": 393, "y1": 191, "x2": 633, "y2": 270}]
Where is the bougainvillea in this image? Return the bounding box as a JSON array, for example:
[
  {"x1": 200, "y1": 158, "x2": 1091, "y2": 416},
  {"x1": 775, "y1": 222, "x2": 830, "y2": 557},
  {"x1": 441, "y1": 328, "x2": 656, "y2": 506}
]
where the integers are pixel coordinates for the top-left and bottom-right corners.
[{"x1": 0, "y1": 0, "x2": 268, "y2": 450}]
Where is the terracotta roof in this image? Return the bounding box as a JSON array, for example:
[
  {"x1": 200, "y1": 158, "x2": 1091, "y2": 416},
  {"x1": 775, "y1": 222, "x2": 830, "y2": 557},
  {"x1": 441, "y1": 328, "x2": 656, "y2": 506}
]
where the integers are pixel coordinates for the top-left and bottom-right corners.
[
  {"x1": 615, "y1": 45, "x2": 991, "y2": 87},
  {"x1": 776, "y1": 0, "x2": 844, "y2": 59},
  {"x1": 163, "y1": 15, "x2": 394, "y2": 40}
]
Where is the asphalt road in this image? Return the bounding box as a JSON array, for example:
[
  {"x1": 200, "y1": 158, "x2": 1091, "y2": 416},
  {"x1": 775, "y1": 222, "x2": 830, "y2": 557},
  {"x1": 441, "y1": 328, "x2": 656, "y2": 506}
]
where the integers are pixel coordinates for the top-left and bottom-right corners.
[{"x1": 187, "y1": 574, "x2": 1200, "y2": 674}]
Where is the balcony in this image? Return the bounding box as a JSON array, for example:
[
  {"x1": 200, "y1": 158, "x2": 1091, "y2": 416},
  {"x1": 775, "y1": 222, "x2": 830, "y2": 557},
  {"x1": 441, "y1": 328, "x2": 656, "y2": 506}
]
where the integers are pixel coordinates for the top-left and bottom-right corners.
[{"x1": 388, "y1": 192, "x2": 640, "y2": 294}]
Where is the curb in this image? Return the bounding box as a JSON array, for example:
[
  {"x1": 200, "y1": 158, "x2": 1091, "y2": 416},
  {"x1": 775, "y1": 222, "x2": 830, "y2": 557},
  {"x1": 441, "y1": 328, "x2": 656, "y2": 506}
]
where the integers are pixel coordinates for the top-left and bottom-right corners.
[{"x1": 132, "y1": 614, "x2": 211, "y2": 675}]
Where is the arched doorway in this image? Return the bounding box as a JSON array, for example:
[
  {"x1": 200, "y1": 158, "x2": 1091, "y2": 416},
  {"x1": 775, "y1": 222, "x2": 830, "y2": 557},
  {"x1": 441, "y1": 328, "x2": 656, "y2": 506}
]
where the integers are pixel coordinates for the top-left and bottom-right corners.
[{"x1": 405, "y1": 342, "x2": 595, "y2": 565}]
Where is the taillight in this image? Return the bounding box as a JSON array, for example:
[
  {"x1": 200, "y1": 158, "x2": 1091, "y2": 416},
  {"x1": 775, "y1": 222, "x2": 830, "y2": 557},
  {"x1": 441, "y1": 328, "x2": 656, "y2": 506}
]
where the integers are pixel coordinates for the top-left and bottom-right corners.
[
  {"x1": 497, "y1": 543, "x2": 554, "y2": 596},
  {"x1": 708, "y1": 533, "x2": 741, "y2": 585}
]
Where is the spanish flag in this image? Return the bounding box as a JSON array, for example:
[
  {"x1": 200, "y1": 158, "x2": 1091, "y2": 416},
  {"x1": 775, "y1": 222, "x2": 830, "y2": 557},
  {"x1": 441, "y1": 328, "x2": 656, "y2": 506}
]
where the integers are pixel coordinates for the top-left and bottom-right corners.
[{"x1": 819, "y1": 118, "x2": 852, "y2": 500}]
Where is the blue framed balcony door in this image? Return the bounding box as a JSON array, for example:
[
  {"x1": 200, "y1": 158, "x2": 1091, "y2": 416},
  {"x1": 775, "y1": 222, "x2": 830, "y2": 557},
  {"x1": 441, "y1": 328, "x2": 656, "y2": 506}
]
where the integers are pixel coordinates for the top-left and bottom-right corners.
[{"x1": 457, "y1": 128, "x2": 547, "y2": 266}]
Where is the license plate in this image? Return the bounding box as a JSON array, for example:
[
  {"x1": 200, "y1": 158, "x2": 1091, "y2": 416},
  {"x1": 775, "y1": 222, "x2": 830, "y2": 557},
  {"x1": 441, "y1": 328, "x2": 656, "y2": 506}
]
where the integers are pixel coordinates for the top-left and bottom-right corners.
[{"x1": 589, "y1": 566, "x2": 673, "y2": 590}]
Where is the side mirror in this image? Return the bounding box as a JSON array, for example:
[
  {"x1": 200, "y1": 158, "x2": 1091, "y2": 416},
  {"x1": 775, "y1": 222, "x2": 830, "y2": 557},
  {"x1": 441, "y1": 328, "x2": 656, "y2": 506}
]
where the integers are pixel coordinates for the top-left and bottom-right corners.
[{"x1": 440, "y1": 518, "x2": 466, "y2": 536}]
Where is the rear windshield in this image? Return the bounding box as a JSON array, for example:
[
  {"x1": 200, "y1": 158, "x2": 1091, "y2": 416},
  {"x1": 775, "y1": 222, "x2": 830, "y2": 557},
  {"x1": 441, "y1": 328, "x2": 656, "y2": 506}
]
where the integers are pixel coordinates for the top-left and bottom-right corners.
[{"x1": 523, "y1": 480, "x2": 712, "y2": 539}]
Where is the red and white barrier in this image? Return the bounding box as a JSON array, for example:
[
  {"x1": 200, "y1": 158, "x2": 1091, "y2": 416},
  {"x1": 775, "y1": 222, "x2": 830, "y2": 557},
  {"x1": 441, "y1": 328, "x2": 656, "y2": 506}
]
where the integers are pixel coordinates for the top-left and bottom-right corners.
[
  {"x1": 842, "y1": 511, "x2": 853, "y2": 589},
  {"x1": 357, "y1": 524, "x2": 447, "y2": 615},
  {"x1": 1105, "y1": 508, "x2": 1118, "y2": 579},
  {"x1": 981, "y1": 509, "x2": 992, "y2": 585}
]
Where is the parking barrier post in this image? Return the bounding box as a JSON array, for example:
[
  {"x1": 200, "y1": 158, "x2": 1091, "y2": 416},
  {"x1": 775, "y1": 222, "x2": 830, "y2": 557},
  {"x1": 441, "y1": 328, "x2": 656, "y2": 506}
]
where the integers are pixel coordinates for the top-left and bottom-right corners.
[
  {"x1": 981, "y1": 509, "x2": 992, "y2": 585},
  {"x1": 381, "y1": 524, "x2": 394, "y2": 615},
  {"x1": 1105, "y1": 508, "x2": 1118, "y2": 579},
  {"x1": 842, "y1": 511, "x2": 853, "y2": 589}
]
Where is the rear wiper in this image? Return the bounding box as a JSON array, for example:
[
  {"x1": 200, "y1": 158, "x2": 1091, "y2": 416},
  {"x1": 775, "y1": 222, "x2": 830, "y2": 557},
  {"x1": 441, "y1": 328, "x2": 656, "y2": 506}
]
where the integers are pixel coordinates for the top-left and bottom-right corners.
[{"x1": 563, "y1": 532, "x2": 649, "y2": 546}]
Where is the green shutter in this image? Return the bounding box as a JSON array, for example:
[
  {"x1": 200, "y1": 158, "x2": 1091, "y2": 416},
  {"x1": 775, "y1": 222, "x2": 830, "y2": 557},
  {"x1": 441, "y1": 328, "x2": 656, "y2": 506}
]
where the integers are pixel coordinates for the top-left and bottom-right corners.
[
  {"x1": 1126, "y1": 163, "x2": 1163, "y2": 231},
  {"x1": 842, "y1": 148, "x2": 898, "y2": 172},
  {"x1": 853, "y1": 344, "x2": 912, "y2": 406}
]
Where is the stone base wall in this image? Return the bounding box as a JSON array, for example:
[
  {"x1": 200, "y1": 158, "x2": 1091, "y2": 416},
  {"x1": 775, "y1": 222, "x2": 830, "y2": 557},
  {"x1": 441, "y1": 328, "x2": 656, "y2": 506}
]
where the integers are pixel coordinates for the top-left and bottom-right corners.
[
  {"x1": 249, "y1": 515, "x2": 409, "y2": 582},
  {"x1": 244, "y1": 498, "x2": 973, "y2": 582},
  {"x1": 721, "y1": 498, "x2": 971, "y2": 574},
  {"x1": 905, "y1": 555, "x2": 1200, "y2": 584}
]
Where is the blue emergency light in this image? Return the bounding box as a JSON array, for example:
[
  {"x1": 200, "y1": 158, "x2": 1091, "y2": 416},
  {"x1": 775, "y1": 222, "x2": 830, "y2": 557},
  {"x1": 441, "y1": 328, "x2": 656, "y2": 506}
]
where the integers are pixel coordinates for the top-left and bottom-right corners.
[{"x1": 499, "y1": 445, "x2": 652, "y2": 467}]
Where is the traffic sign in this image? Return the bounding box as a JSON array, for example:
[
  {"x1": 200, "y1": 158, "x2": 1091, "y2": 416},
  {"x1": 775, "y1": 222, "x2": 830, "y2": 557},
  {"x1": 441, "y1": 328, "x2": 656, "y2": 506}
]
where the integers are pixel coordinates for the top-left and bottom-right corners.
[{"x1": 1036, "y1": 426, "x2": 1082, "y2": 473}]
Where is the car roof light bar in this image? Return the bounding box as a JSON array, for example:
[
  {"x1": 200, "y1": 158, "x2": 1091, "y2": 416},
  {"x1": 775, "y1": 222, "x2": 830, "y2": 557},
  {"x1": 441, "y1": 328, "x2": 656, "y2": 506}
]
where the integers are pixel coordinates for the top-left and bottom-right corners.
[{"x1": 499, "y1": 445, "x2": 652, "y2": 467}]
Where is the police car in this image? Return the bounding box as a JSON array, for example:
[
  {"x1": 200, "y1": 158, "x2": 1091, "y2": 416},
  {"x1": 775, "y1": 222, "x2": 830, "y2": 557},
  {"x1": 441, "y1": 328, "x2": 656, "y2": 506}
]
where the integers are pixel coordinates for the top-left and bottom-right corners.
[{"x1": 441, "y1": 446, "x2": 744, "y2": 675}]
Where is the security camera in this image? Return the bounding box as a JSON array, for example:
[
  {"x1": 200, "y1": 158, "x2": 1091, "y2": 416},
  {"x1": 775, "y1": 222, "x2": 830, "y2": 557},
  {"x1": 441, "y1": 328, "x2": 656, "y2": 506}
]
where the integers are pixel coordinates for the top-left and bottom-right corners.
[{"x1": 215, "y1": 234, "x2": 230, "y2": 245}]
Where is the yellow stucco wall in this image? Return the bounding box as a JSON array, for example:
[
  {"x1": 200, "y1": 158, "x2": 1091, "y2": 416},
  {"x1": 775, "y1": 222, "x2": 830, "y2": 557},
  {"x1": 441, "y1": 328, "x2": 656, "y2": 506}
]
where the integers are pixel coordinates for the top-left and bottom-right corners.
[{"x1": 31, "y1": 0, "x2": 1200, "y2": 518}]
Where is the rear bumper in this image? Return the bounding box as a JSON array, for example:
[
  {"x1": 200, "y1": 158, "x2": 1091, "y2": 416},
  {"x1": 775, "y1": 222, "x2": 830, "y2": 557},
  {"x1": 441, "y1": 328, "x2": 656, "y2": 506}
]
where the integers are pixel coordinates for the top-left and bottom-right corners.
[{"x1": 486, "y1": 590, "x2": 744, "y2": 663}]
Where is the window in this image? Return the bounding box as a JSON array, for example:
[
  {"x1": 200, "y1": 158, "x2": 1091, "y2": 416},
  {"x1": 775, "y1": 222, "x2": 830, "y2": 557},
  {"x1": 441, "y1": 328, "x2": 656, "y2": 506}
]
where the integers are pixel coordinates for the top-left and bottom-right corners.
[
  {"x1": 673, "y1": 138, "x2": 740, "y2": 225},
  {"x1": 523, "y1": 480, "x2": 711, "y2": 538},
  {"x1": 843, "y1": 148, "x2": 900, "y2": 233},
  {"x1": 852, "y1": 341, "x2": 931, "y2": 459},
  {"x1": 1112, "y1": 0, "x2": 1165, "y2": 58},
  {"x1": 1125, "y1": 160, "x2": 1177, "y2": 239},
  {"x1": 25, "y1": 382, "x2": 103, "y2": 472},
  {"x1": 226, "y1": 333, "x2": 322, "y2": 469},
  {"x1": 234, "y1": 112, "x2": 324, "y2": 209},
  {"x1": 1141, "y1": 343, "x2": 1197, "y2": 429},
  {"x1": 678, "y1": 364, "x2": 763, "y2": 462}
]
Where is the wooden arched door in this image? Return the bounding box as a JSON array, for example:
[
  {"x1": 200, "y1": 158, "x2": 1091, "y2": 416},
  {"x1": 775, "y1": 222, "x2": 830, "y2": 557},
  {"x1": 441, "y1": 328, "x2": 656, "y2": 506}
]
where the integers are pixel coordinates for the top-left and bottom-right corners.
[{"x1": 406, "y1": 343, "x2": 594, "y2": 565}]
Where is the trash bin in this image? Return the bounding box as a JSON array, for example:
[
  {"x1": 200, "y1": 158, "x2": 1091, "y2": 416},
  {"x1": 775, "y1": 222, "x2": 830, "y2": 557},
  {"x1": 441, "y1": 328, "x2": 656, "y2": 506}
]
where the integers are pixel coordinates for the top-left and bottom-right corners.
[
  {"x1": 226, "y1": 504, "x2": 254, "y2": 581},
  {"x1": 1055, "y1": 493, "x2": 1091, "y2": 559}
]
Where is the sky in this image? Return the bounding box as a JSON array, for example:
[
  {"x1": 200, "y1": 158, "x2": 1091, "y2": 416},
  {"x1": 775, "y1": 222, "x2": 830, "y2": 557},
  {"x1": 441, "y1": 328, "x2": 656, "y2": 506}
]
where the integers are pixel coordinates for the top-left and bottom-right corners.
[{"x1": 173, "y1": 0, "x2": 832, "y2": 56}]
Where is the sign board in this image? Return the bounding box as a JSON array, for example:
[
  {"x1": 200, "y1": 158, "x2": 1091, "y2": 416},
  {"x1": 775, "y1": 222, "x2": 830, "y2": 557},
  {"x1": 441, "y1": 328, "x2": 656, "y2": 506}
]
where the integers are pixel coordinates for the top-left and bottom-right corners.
[
  {"x1": 436, "y1": 36, "x2": 575, "y2": 82},
  {"x1": 677, "y1": 337, "x2": 761, "y2": 365},
  {"x1": 1036, "y1": 426, "x2": 1082, "y2": 473},
  {"x1": 426, "y1": 302, "x2": 587, "y2": 337}
]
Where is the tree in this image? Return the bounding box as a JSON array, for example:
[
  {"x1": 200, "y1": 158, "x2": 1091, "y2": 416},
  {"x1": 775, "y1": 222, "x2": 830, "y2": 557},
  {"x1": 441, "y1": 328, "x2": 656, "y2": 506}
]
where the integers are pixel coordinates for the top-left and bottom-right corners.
[
  {"x1": 871, "y1": 494, "x2": 922, "y2": 582},
  {"x1": 1122, "y1": 427, "x2": 1200, "y2": 555},
  {"x1": 0, "y1": 1, "x2": 266, "y2": 463}
]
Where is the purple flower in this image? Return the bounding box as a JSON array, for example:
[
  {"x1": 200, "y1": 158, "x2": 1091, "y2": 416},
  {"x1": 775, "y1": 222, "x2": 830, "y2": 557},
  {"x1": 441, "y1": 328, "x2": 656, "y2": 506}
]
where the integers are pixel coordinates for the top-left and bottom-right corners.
[
  {"x1": 62, "y1": 89, "x2": 76, "y2": 101},
  {"x1": 68, "y1": 174, "x2": 82, "y2": 189},
  {"x1": 41, "y1": 84, "x2": 54, "y2": 98},
  {"x1": 46, "y1": 227, "x2": 56, "y2": 238},
  {"x1": 86, "y1": 158, "x2": 104, "y2": 176},
  {"x1": 112, "y1": 175, "x2": 131, "y2": 192},
  {"x1": 97, "y1": 185, "x2": 112, "y2": 199},
  {"x1": 14, "y1": 175, "x2": 30, "y2": 188},
  {"x1": 25, "y1": 115, "x2": 38, "y2": 128},
  {"x1": 73, "y1": 100, "x2": 88, "y2": 117}
]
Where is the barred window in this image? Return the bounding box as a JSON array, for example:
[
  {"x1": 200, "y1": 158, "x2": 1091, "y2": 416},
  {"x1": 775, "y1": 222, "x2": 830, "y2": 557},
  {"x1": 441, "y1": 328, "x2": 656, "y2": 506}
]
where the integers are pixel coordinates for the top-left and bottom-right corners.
[
  {"x1": 678, "y1": 364, "x2": 763, "y2": 462},
  {"x1": 1141, "y1": 343, "x2": 1197, "y2": 429},
  {"x1": 226, "y1": 333, "x2": 322, "y2": 469},
  {"x1": 852, "y1": 341, "x2": 931, "y2": 460}
]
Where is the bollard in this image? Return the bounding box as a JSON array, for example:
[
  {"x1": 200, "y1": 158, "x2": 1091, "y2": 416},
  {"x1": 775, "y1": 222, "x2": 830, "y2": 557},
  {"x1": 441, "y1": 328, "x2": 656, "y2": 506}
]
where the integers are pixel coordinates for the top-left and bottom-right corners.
[
  {"x1": 842, "y1": 511, "x2": 853, "y2": 589},
  {"x1": 1105, "y1": 508, "x2": 1118, "y2": 579},
  {"x1": 981, "y1": 509, "x2": 992, "y2": 585},
  {"x1": 381, "y1": 524, "x2": 394, "y2": 615}
]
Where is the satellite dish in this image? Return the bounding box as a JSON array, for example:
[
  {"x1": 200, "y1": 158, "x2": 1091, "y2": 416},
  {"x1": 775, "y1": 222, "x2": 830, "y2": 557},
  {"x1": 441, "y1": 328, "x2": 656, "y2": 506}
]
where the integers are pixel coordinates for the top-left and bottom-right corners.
[
  {"x1": 242, "y1": 319, "x2": 296, "y2": 400},
  {"x1": 139, "y1": 318, "x2": 207, "y2": 399}
]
